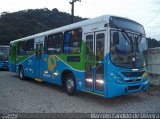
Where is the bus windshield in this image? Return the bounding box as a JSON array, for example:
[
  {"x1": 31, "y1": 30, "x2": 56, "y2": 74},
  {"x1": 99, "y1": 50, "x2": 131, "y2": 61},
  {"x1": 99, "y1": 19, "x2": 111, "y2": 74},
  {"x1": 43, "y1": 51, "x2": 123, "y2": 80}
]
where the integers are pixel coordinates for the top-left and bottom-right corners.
[
  {"x1": 110, "y1": 30, "x2": 148, "y2": 69},
  {"x1": 0, "y1": 47, "x2": 9, "y2": 55},
  {"x1": 110, "y1": 16, "x2": 145, "y2": 35}
]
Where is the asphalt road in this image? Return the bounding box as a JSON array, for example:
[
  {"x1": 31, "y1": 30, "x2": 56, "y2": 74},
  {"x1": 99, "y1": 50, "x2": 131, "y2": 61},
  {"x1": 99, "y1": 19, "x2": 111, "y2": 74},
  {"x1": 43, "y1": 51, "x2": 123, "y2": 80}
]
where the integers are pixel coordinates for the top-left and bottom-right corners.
[{"x1": 0, "y1": 70, "x2": 160, "y2": 114}]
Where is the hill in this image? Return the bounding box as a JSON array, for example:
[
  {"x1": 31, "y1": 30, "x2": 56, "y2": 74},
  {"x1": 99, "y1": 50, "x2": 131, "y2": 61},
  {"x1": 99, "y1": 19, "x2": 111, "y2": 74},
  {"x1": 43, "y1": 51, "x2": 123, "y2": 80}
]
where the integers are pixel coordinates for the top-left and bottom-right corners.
[
  {"x1": 0, "y1": 8, "x2": 85, "y2": 45},
  {"x1": 0, "y1": 8, "x2": 159, "y2": 48}
]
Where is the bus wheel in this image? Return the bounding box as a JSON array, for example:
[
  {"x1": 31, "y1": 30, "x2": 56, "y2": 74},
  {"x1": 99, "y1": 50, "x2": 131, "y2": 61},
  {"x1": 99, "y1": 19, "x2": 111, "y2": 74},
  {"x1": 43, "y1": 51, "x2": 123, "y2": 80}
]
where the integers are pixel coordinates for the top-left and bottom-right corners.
[
  {"x1": 65, "y1": 74, "x2": 76, "y2": 96},
  {"x1": 19, "y1": 66, "x2": 25, "y2": 80}
]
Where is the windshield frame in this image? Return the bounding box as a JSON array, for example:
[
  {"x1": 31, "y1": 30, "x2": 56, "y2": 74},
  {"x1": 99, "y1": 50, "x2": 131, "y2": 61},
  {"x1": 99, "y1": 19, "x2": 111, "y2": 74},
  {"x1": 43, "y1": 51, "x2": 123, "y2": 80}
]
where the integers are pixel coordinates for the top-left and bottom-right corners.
[{"x1": 110, "y1": 28, "x2": 148, "y2": 69}]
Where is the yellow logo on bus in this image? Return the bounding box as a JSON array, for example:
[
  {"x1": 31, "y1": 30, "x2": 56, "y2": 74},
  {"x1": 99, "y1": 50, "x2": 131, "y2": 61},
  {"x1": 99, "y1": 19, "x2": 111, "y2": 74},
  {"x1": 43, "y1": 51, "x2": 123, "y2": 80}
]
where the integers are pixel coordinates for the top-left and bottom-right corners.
[{"x1": 48, "y1": 55, "x2": 56, "y2": 71}]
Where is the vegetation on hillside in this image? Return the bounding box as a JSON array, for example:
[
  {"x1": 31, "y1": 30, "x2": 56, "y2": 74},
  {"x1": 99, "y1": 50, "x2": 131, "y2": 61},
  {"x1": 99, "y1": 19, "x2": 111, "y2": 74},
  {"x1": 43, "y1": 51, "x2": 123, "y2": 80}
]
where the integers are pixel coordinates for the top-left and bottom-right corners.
[
  {"x1": 0, "y1": 8, "x2": 85, "y2": 45},
  {"x1": 0, "y1": 8, "x2": 159, "y2": 48}
]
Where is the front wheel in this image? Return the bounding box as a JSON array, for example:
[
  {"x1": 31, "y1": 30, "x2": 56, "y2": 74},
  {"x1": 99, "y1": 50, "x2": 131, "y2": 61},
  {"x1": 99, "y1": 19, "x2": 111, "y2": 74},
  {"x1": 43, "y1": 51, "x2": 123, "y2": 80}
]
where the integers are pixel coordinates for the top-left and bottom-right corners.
[
  {"x1": 65, "y1": 74, "x2": 76, "y2": 96},
  {"x1": 19, "y1": 66, "x2": 25, "y2": 80}
]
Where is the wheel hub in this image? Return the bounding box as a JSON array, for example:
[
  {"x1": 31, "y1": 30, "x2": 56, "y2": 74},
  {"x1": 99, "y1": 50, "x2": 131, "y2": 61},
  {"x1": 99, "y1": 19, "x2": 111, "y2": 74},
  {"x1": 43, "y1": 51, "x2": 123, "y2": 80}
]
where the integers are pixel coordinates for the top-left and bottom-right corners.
[{"x1": 66, "y1": 79, "x2": 74, "y2": 92}]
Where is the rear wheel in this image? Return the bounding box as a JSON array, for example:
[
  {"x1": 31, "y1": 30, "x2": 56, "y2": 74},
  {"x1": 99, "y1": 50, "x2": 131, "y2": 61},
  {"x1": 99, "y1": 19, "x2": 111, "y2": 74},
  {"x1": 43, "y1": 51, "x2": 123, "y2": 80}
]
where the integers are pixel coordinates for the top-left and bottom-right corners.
[
  {"x1": 19, "y1": 66, "x2": 25, "y2": 80},
  {"x1": 65, "y1": 74, "x2": 76, "y2": 96}
]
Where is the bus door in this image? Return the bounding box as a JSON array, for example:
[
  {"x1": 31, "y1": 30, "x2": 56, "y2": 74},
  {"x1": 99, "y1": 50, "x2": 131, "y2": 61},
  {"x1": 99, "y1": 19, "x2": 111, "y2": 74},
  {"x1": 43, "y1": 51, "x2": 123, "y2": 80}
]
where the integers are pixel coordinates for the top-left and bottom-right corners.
[
  {"x1": 85, "y1": 31, "x2": 105, "y2": 94},
  {"x1": 35, "y1": 37, "x2": 44, "y2": 78}
]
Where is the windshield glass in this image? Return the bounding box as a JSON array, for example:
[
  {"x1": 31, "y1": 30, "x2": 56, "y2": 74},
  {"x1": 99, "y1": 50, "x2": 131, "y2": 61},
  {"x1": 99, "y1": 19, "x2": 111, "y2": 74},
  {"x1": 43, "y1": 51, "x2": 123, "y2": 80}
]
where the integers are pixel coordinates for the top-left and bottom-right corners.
[
  {"x1": 110, "y1": 30, "x2": 148, "y2": 69},
  {"x1": 0, "y1": 47, "x2": 9, "y2": 55},
  {"x1": 110, "y1": 16, "x2": 145, "y2": 35}
]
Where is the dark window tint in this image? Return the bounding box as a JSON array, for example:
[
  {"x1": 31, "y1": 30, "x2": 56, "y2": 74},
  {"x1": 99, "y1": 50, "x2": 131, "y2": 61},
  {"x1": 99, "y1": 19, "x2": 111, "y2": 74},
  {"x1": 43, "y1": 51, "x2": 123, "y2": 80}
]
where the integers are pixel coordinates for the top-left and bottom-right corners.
[
  {"x1": 26, "y1": 39, "x2": 34, "y2": 55},
  {"x1": 64, "y1": 28, "x2": 82, "y2": 54},
  {"x1": 17, "y1": 41, "x2": 26, "y2": 55},
  {"x1": 47, "y1": 33, "x2": 63, "y2": 54},
  {"x1": 44, "y1": 36, "x2": 48, "y2": 53}
]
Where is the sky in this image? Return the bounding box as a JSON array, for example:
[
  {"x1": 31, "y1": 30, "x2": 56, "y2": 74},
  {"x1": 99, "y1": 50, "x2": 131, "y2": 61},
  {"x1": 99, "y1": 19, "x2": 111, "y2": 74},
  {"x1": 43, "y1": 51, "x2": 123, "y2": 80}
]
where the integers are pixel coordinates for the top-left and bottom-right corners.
[{"x1": 0, "y1": 0, "x2": 160, "y2": 40}]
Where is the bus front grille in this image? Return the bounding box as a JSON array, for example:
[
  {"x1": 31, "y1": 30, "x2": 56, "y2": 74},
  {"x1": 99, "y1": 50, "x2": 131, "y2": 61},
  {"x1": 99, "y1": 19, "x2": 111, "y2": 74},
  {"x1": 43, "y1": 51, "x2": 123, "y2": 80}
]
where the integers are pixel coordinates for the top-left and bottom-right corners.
[
  {"x1": 122, "y1": 71, "x2": 145, "y2": 77},
  {"x1": 124, "y1": 79, "x2": 142, "y2": 83},
  {"x1": 128, "y1": 85, "x2": 140, "y2": 90}
]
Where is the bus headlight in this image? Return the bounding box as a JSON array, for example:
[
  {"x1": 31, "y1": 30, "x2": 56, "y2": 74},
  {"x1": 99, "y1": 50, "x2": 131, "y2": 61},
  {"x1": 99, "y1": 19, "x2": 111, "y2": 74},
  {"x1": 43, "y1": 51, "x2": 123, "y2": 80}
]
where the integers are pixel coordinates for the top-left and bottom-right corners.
[
  {"x1": 110, "y1": 73, "x2": 124, "y2": 84},
  {"x1": 116, "y1": 75, "x2": 124, "y2": 84}
]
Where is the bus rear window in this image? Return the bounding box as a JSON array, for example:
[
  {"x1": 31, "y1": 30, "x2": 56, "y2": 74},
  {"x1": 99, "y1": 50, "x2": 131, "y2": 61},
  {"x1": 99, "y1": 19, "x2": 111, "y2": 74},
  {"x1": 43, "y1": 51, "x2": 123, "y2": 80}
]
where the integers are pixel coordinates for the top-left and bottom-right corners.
[
  {"x1": 26, "y1": 39, "x2": 34, "y2": 55},
  {"x1": 17, "y1": 41, "x2": 26, "y2": 56}
]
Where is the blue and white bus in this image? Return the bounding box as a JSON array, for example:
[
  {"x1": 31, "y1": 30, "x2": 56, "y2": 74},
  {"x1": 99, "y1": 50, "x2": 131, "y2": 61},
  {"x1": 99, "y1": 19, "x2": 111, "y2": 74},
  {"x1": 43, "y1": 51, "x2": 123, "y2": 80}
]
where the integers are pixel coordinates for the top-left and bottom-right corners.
[
  {"x1": 0, "y1": 45, "x2": 9, "y2": 70},
  {"x1": 9, "y1": 15, "x2": 148, "y2": 98}
]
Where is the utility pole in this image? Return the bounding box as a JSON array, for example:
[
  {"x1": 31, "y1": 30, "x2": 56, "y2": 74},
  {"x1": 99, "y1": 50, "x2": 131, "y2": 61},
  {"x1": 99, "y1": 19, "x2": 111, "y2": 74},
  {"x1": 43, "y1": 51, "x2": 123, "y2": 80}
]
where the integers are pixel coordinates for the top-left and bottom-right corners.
[{"x1": 69, "y1": 0, "x2": 81, "y2": 23}]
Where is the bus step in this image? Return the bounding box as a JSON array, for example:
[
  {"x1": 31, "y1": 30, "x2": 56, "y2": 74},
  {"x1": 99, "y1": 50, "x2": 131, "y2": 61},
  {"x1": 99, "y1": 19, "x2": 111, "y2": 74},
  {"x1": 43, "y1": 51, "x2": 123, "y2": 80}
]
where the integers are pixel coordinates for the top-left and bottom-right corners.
[
  {"x1": 83, "y1": 90, "x2": 104, "y2": 97},
  {"x1": 35, "y1": 78, "x2": 42, "y2": 82}
]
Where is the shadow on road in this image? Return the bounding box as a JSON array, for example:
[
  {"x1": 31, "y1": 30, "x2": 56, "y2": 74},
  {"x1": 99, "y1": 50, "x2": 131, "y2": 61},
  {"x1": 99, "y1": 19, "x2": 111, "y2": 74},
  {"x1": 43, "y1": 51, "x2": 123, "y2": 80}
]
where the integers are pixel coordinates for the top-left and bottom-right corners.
[{"x1": 0, "y1": 69, "x2": 9, "y2": 71}]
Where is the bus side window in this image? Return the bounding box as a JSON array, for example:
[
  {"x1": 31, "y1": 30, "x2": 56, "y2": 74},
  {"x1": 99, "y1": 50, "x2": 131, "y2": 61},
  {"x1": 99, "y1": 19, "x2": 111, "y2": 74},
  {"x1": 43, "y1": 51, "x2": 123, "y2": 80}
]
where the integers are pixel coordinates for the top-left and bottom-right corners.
[
  {"x1": 64, "y1": 32, "x2": 71, "y2": 53},
  {"x1": 64, "y1": 28, "x2": 82, "y2": 54},
  {"x1": 44, "y1": 36, "x2": 48, "y2": 54},
  {"x1": 26, "y1": 39, "x2": 34, "y2": 55},
  {"x1": 47, "y1": 33, "x2": 62, "y2": 54},
  {"x1": 17, "y1": 41, "x2": 26, "y2": 56}
]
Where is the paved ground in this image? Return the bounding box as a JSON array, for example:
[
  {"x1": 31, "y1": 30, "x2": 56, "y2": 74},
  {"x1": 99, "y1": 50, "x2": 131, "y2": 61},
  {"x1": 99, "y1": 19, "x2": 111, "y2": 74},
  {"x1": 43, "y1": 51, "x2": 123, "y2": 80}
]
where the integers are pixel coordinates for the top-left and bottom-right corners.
[{"x1": 0, "y1": 70, "x2": 160, "y2": 114}]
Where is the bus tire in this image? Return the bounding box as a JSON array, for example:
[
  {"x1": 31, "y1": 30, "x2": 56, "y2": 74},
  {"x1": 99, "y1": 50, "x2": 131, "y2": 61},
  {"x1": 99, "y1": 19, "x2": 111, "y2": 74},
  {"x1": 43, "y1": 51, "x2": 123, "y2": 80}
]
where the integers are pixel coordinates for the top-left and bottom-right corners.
[
  {"x1": 65, "y1": 73, "x2": 76, "y2": 96},
  {"x1": 19, "y1": 66, "x2": 25, "y2": 80}
]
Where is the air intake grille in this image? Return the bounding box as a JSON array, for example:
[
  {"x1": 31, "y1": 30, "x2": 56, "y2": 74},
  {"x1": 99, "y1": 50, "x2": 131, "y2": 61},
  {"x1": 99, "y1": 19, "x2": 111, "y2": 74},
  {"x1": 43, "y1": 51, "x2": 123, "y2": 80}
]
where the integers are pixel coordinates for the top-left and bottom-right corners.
[
  {"x1": 122, "y1": 71, "x2": 145, "y2": 77},
  {"x1": 128, "y1": 85, "x2": 140, "y2": 90}
]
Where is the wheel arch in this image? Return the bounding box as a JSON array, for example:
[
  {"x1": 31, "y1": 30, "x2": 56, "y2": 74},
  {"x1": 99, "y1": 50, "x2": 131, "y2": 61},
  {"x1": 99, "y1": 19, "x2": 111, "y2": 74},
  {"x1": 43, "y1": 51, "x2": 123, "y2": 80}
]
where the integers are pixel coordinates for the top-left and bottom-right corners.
[
  {"x1": 18, "y1": 64, "x2": 26, "y2": 77},
  {"x1": 18, "y1": 64, "x2": 23, "y2": 72},
  {"x1": 18, "y1": 64, "x2": 26, "y2": 80},
  {"x1": 61, "y1": 70, "x2": 76, "y2": 87}
]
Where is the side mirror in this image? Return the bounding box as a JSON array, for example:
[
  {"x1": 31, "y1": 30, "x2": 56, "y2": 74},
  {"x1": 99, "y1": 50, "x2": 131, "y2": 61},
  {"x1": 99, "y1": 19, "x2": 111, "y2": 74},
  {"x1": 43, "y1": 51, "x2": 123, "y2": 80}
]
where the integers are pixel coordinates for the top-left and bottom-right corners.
[{"x1": 113, "y1": 32, "x2": 119, "y2": 44}]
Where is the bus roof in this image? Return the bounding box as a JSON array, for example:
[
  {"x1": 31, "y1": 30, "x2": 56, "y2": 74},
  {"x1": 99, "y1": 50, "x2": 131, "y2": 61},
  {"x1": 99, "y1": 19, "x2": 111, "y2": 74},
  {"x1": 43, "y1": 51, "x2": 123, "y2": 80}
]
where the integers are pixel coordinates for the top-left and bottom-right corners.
[{"x1": 10, "y1": 15, "x2": 128, "y2": 44}]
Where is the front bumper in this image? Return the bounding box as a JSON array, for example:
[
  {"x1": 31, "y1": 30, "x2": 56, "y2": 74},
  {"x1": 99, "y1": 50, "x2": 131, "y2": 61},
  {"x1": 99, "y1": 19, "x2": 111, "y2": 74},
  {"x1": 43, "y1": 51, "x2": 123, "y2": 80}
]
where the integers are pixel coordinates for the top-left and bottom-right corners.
[{"x1": 107, "y1": 80, "x2": 148, "y2": 98}]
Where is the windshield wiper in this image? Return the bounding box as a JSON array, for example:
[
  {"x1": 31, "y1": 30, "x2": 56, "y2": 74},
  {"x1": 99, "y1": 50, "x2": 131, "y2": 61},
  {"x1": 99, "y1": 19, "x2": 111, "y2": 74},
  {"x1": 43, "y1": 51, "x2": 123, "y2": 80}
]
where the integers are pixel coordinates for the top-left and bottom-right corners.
[
  {"x1": 121, "y1": 29, "x2": 143, "y2": 68},
  {"x1": 114, "y1": 25, "x2": 133, "y2": 47},
  {"x1": 121, "y1": 29, "x2": 131, "y2": 42},
  {"x1": 136, "y1": 34, "x2": 142, "y2": 45},
  {"x1": 121, "y1": 29, "x2": 134, "y2": 52}
]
